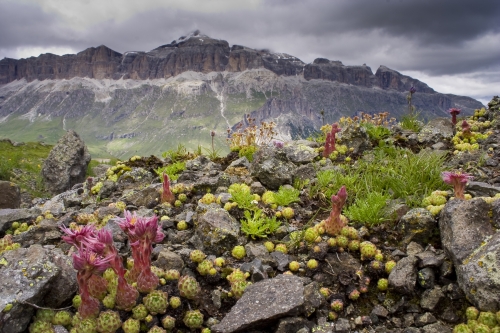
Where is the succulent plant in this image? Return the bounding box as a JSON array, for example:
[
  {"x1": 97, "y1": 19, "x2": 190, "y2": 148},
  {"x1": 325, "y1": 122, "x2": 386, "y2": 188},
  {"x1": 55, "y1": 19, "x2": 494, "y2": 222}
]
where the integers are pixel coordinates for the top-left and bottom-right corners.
[
  {"x1": 200, "y1": 193, "x2": 216, "y2": 205},
  {"x1": 132, "y1": 304, "x2": 149, "y2": 320},
  {"x1": 178, "y1": 275, "x2": 201, "y2": 300},
  {"x1": 35, "y1": 309, "x2": 55, "y2": 323},
  {"x1": 377, "y1": 278, "x2": 389, "y2": 291},
  {"x1": 281, "y1": 207, "x2": 295, "y2": 219},
  {"x1": 319, "y1": 287, "x2": 331, "y2": 298},
  {"x1": 169, "y1": 296, "x2": 182, "y2": 309},
  {"x1": 148, "y1": 325, "x2": 167, "y2": 333},
  {"x1": 306, "y1": 259, "x2": 318, "y2": 270},
  {"x1": 161, "y1": 315, "x2": 176, "y2": 330},
  {"x1": 214, "y1": 257, "x2": 226, "y2": 267},
  {"x1": 102, "y1": 293, "x2": 116, "y2": 309},
  {"x1": 336, "y1": 235, "x2": 349, "y2": 249},
  {"x1": 465, "y1": 307, "x2": 480, "y2": 320},
  {"x1": 263, "y1": 241, "x2": 275, "y2": 252},
  {"x1": 231, "y1": 245, "x2": 246, "y2": 259},
  {"x1": 87, "y1": 274, "x2": 108, "y2": 300},
  {"x1": 197, "y1": 259, "x2": 214, "y2": 276},
  {"x1": 226, "y1": 268, "x2": 247, "y2": 284},
  {"x1": 274, "y1": 243, "x2": 288, "y2": 254},
  {"x1": 473, "y1": 323, "x2": 492, "y2": 333},
  {"x1": 143, "y1": 290, "x2": 169, "y2": 315},
  {"x1": 327, "y1": 237, "x2": 337, "y2": 247},
  {"x1": 164, "y1": 269, "x2": 180, "y2": 281},
  {"x1": 75, "y1": 318, "x2": 98, "y2": 333},
  {"x1": 360, "y1": 241, "x2": 377, "y2": 260},
  {"x1": 183, "y1": 310, "x2": 204, "y2": 329},
  {"x1": 29, "y1": 320, "x2": 54, "y2": 333},
  {"x1": 122, "y1": 318, "x2": 141, "y2": 333},
  {"x1": 453, "y1": 323, "x2": 472, "y2": 333},
  {"x1": 304, "y1": 227, "x2": 319, "y2": 243},
  {"x1": 52, "y1": 310, "x2": 73, "y2": 327},
  {"x1": 328, "y1": 311, "x2": 339, "y2": 321},
  {"x1": 348, "y1": 240, "x2": 360, "y2": 251},
  {"x1": 289, "y1": 261, "x2": 300, "y2": 272},
  {"x1": 177, "y1": 220, "x2": 188, "y2": 230},
  {"x1": 348, "y1": 289, "x2": 360, "y2": 300},
  {"x1": 330, "y1": 299, "x2": 344, "y2": 312},
  {"x1": 96, "y1": 310, "x2": 122, "y2": 333},
  {"x1": 385, "y1": 260, "x2": 397, "y2": 274},
  {"x1": 190, "y1": 250, "x2": 207, "y2": 263},
  {"x1": 230, "y1": 280, "x2": 251, "y2": 299},
  {"x1": 478, "y1": 311, "x2": 497, "y2": 328}
]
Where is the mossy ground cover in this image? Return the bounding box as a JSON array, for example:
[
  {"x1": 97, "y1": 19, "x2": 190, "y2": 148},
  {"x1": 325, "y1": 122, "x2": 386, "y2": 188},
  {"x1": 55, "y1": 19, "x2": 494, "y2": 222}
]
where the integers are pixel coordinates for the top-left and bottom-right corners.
[{"x1": 0, "y1": 140, "x2": 53, "y2": 198}]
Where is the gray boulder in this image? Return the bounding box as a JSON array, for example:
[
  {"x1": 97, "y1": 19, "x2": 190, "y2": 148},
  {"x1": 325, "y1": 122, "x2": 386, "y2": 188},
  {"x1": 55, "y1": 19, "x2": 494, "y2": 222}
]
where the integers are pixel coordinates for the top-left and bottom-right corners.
[
  {"x1": 0, "y1": 208, "x2": 35, "y2": 235},
  {"x1": 0, "y1": 181, "x2": 21, "y2": 209},
  {"x1": 397, "y1": 208, "x2": 437, "y2": 246},
  {"x1": 456, "y1": 232, "x2": 500, "y2": 311},
  {"x1": 439, "y1": 198, "x2": 494, "y2": 265},
  {"x1": 417, "y1": 118, "x2": 454, "y2": 145},
  {"x1": 195, "y1": 205, "x2": 240, "y2": 256},
  {"x1": 250, "y1": 146, "x2": 297, "y2": 190},
  {"x1": 212, "y1": 275, "x2": 313, "y2": 333},
  {"x1": 0, "y1": 245, "x2": 77, "y2": 333},
  {"x1": 42, "y1": 130, "x2": 91, "y2": 195},
  {"x1": 388, "y1": 255, "x2": 418, "y2": 294}
]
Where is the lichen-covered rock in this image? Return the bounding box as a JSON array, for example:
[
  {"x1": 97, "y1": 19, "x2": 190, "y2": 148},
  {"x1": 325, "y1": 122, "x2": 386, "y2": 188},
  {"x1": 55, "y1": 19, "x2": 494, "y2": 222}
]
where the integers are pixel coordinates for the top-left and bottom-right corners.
[
  {"x1": 439, "y1": 198, "x2": 494, "y2": 265},
  {"x1": 456, "y1": 232, "x2": 500, "y2": 311},
  {"x1": 388, "y1": 255, "x2": 418, "y2": 294},
  {"x1": 417, "y1": 118, "x2": 454, "y2": 145},
  {"x1": 0, "y1": 208, "x2": 35, "y2": 235},
  {"x1": 0, "y1": 181, "x2": 21, "y2": 209},
  {"x1": 212, "y1": 275, "x2": 308, "y2": 333},
  {"x1": 0, "y1": 245, "x2": 77, "y2": 333},
  {"x1": 195, "y1": 206, "x2": 240, "y2": 256},
  {"x1": 397, "y1": 208, "x2": 438, "y2": 246},
  {"x1": 283, "y1": 141, "x2": 319, "y2": 164},
  {"x1": 41, "y1": 130, "x2": 91, "y2": 195},
  {"x1": 250, "y1": 146, "x2": 297, "y2": 190},
  {"x1": 123, "y1": 184, "x2": 161, "y2": 208}
]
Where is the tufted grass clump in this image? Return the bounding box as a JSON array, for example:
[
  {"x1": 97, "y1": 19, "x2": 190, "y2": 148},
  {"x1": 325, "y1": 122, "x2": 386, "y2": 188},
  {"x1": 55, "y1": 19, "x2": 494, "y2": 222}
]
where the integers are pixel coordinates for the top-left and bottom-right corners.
[
  {"x1": 155, "y1": 161, "x2": 186, "y2": 182},
  {"x1": 344, "y1": 191, "x2": 390, "y2": 226},
  {"x1": 240, "y1": 209, "x2": 281, "y2": 239},
  {"x1": 312, "y1": 145, "x2": 446, "y2": 213},
  {"x1": 273, "y1": 186, "x2": 300, "y2": 207}
]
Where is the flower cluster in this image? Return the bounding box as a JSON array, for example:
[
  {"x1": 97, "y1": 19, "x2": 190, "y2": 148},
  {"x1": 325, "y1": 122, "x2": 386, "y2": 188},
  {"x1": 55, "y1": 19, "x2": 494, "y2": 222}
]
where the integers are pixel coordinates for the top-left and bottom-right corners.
[
  {"x1": 442, "y1": 171, "x2": 473, "y2": 200},
  {"x1": 323, "y1": 186, "x2": 348, "y2": 236},
  {"x1": 61, "y1": 210, "x2": 164, "y2": 319}
]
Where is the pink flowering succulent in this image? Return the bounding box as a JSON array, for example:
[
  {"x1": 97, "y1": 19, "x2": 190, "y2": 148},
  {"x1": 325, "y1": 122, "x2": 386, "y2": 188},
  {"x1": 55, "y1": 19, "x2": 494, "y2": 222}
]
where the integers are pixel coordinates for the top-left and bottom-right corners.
[
  {"x1": 448, "y1": 108, "x2": 461, "y2": 126},
  {"x1": 95, "y1": 228, "x2": 138, "y2": 310},
  {"x1": 116, "y1": 210, "x2": 165, "y2": 293},
  {"x1": 442, "y1": 171, "x2": 473, "y2": 199},
  {"x1": 72, "y1": 246, "x2": 112, "y2": 318},
  {"x1": 461, "y1": 120, "x2": 472, "y2": 137},
  {"x1": 323, "y1": 123, "x2": 342, "y2": 158},
  {"x1": 324, "y1": 186, "x2": 348, "y2": 236},
  {"x1": 161, "y1": 173, "x2": 175, "y2": 204}
]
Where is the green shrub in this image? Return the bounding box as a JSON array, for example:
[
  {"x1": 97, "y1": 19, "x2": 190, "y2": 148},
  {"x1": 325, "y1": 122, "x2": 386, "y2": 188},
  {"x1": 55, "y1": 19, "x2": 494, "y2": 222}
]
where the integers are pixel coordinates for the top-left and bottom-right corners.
[
  {"x1": 155, "y1": 161, "x2": 186, "y2": 181},
  {"x1": 273, "y1": 186, "x2": 300, "y2": 206},
  {"x1": 240, "y1": 209, "x2": 281, "y2": 239}
]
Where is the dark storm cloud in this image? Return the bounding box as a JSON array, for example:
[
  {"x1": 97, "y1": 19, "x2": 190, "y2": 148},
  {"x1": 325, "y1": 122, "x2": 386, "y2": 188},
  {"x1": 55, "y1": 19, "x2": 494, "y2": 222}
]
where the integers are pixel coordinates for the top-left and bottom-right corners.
[{"x1": 0, "y1": 0, "x2": 498, "y2": 103}]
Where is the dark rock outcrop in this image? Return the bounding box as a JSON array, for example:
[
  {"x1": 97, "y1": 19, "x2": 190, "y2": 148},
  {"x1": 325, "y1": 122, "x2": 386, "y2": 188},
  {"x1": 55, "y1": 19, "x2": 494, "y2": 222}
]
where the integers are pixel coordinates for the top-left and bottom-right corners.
[
  {"x1": 0, "y1": 181, "x2": 21, "y2": 209},
  {"x1": 41, "y1": 130, "x2": 91, "y2": 195}
]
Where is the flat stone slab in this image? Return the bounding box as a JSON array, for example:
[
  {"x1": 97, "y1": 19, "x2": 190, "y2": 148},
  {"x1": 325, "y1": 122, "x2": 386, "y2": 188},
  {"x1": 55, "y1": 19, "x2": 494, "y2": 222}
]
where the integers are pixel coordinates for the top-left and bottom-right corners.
[{"x1": 212, "y1": 275, "x2": 305, "y2": 333}]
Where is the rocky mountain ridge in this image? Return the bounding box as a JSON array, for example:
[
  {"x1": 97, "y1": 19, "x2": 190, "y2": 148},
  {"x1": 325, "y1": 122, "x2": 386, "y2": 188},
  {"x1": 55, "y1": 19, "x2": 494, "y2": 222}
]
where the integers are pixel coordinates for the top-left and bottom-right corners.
[
  {"x1": 0, "y1": 32, "x2": 484, "y2": 158},
  {"x1": 0, "y1": 33, "x2": 433, "y2": 94}
]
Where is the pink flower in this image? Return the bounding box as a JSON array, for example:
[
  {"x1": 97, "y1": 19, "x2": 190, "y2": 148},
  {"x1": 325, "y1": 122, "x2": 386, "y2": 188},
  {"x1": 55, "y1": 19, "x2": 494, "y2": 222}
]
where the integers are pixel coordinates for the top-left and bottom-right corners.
[
  {"x1": 324, "y1": 186, "x2": 348, "y2": 236},
  {"x1": 323, "y1": 123, "x2": 341, "y2": 158},
  {"x1": 442, "y1": 171, "x2": 473, "y2": 199},
  {"x1": 133, "y1": 215, "x2": 165, "y2": 243},
  {"x1": 116, "y1": 210, "x2": 139, "y2": 241},
  {"x1": 72, "y1": 246, "x2": 111, "y2": 274},
  {"x1": 60, "y1": 224, "x2": 96, "y2": 249}
]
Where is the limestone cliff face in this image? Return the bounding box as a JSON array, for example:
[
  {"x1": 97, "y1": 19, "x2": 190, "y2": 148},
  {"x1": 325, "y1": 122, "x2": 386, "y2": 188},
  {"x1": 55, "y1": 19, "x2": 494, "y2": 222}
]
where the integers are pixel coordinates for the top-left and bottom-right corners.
[{"x1": 0, "y1": 34, "x2": 434, "y2": 94}]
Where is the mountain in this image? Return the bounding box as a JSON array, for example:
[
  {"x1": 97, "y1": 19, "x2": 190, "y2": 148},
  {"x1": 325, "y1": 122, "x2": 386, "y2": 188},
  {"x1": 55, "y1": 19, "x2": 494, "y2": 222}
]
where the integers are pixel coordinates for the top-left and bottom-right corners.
[{"x1": 0, "y1": 32, "x2": 483, "y2": 158}]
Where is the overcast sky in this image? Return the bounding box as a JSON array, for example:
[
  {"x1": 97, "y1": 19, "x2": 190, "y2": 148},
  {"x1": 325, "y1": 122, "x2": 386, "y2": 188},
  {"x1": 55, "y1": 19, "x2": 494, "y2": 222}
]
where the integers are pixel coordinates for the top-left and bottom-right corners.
[{"x1": 1, "y1": 0, "x2": 499, "y2": 105}]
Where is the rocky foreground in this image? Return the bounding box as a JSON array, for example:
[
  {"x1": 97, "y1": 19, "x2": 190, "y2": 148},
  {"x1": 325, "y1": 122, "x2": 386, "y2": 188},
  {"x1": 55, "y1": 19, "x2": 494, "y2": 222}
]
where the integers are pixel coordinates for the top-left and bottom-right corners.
[{"x1": 0, "y1": 97, "x2": 500, "y2": 333}]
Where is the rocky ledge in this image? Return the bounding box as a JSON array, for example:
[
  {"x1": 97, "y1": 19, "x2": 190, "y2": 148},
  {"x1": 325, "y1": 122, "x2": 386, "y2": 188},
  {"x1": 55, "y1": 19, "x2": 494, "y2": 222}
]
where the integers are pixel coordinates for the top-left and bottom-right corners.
[{"x1": 0, "y1": 97, "x2": 500, "y2": 333}]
